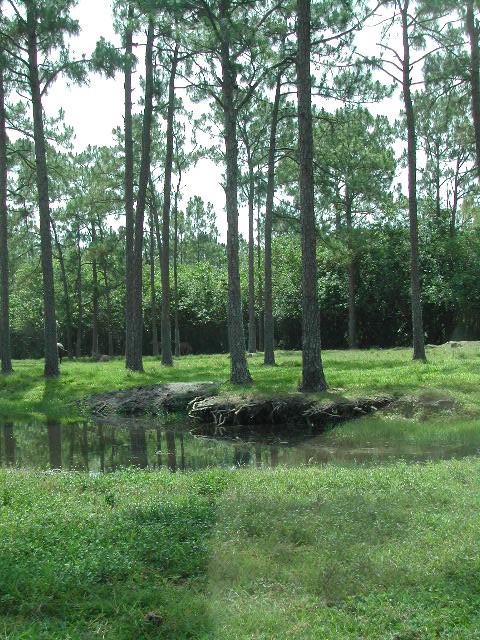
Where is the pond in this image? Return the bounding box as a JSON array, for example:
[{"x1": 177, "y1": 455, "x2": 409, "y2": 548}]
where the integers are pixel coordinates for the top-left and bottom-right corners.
[{"x1": 0, "y1": 414, "x2": 479, "y2": 472}]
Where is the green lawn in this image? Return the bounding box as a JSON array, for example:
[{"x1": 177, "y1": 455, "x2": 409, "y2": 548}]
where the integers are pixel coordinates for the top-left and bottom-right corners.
[
  {"x1": 0, "y1": 346, "x2": 479, "y2": 421},
  {"x1": 0, "y1": 461, "x2": 479, "y2": 639},
  {"x1": 0, "y1": 347, "x2": 478, "y2": 638}
]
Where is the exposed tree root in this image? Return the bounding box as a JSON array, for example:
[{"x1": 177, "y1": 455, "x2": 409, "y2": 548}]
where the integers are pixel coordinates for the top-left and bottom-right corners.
[{"x1": 188, "y1": 394, "x2": 393, "y2": 434}]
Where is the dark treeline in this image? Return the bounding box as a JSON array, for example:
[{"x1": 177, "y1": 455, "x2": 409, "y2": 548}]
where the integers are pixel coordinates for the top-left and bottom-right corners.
[
  {"x1": 0, "y1": 0, "x2": 479, "y2": 389},
  {"x1": 8, "y1": 211, "x2": 480, "y2": 358}
]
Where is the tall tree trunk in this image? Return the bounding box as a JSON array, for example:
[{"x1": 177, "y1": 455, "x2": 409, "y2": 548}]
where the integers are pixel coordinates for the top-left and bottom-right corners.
[
  {"x1": 173, "y1": 172, "x2": 181, "y2": 357},
  {"x1": 161, "y1": 44, "x2": 179, "y2": 367},
  {"x1": 124, "y1": 3, "x2": 135, "y2": 369},
  {"x1": 26, "y1": 4, "x2": 59, "y2": 377},
  {"x1": 264, "y1": 71, "x2": 281, "y2": 366},
  {"x1": 296, "y1": 0, "x2": 327, "y2": 391},
  {"x1": 434, "y1": 140, "x2": 441, "y2": 220},
  {"x1": 256, "y1": 197, "x2": 264, "y2": 352},
  {"x1": 246, "y1": 143, "x2": 256, "y2": 353},
  {"x1": 450, "y1": 157, "x2": 460, "y2": 237},
  {"x1": 149, "y1": 207, "x2": 159, "y2": 356},
  {"x1": 51, "y1": 218, "x2": 73, "y2": 359},
  {"x1": 466, "y1": 0, "x2": 480, "y2": 183},
  {"x1": 132, "y1": 17, "x2": 155, "y2": 372},
  {"x1": 103, "y1": 265, "x2": 114, "y2": 357},
  {"x1": 220, "y1": 4, "x2": 251, "y2": 384},
  {"x1": 98, "y1": 223, "x2": 114, "y2": 357},
  {"x1": 91, "y1": 221, "x2": 99, "y2": 358},
  {"x1": 76, "y1": 224, "x2": 82, "y2": 357},
  {"x1": 150, "y1": 178, "x2": 163, "y2": 266},
  {"x1": 0, "y1": 38, "x2": 12, "y2": 374},
  {"x1": 401, "y1": 1, "x2": 426, "y2": 361},
  {"x1": 345, "y1": 190, "x2": 356, "y2": 350}
]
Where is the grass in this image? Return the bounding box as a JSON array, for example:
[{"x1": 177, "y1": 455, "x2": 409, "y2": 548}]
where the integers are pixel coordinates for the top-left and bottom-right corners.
[
  {"x1": 0, "y1": 345, "x2": 479, "y2": 421},
  {"x1": 0, "y1": 461, "x2": 479, "y2": 638},
  {"x1": 0, "y1": 347, "x2": 478, "y2": 637}
]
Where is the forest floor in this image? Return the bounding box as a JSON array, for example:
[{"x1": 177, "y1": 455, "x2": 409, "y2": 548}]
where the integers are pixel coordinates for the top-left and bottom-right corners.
[
  {"x1": 0, "y1": 461, "x2": 479, "y2": 639},
  {"x1": 0, "y1": 345, "x2": 478, "y2": 421},
  {"x1": 0, "y1": 346, "x2": 479, "y2": 638}
]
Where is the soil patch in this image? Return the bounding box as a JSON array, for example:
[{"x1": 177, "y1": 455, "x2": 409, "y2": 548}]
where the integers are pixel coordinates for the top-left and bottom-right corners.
[{"x1": 80, "y1": 382, "x2": 220, "y2": 416}]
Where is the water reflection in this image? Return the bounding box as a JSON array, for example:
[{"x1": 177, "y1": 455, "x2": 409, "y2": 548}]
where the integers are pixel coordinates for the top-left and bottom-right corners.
[
  {"x1": 47, "y1": 422, "x2": 62, "y2": 469},
  {"x1": 4, "y1": 423, "x2": 15, "y2": 466},
  {"x1": 0, "y1": 416, "x2": 478, "y2": 473},
  {"x1": 163, "y1": 429, "x2": 175, "y2": 471}
]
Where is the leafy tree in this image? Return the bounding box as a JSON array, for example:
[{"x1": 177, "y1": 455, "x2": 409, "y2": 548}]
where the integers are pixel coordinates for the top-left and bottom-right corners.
[
  {"x1": 4, "y1": 0, "x2": 87, "y2": 376},
  {"x1": 0, "y1": 0, "x2": 12, "y2": 374}
]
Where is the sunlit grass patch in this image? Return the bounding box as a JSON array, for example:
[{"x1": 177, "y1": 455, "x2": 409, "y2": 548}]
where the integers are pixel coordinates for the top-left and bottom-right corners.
[{"x1": 0, "y1": 347, "x2": 478, "y2": 421}]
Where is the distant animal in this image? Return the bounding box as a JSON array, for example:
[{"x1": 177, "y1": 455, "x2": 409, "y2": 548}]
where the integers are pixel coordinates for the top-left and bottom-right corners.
[
  {"x1": 179, "y1": 342, "x2": 193, "y2": 356},
  {"x1": 98, "y1": 355, "x2": 112, "y2": 362},
  {"x1": 57, "y1": 342, "x2": 67, "y2": 363}
]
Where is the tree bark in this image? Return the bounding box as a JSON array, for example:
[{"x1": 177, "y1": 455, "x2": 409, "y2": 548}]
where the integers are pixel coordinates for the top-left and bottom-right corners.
[
  {"x1": 26, "y1": 3, "x2": 59, "y2": 377},
  {"x1": 150, "y1": 178, "x2": 163, "y2": 266},
  {"x1": 149, "y1": 206, "x2": 159, "y2": 356},
  {"x1": 98, "y1": 225, "x2": 114, "y2": 357},
  {"x1": 0, "y1": 39, "x2": 12, "y2": 374},
  {"x1": 264, "y1": 71, "x2": 282, "y2": 366},
  {"x1": 103, "y1": 265, "x2": 114, "y2": 357},
  {"x1": 173, "y1": 172, "x2": 181, "y2": 357},
  {"x1": 220, "y1": 2, "x2": 251, "y2": 384},
  {"x1": 76, "y1": 224, "x2": 82, "y2": 358},
  {"x1": 161, "y1": 44, "x2": 179, "y2": 367},
  {"x1": 245, "y1": 140, "x2": 256, "y2": 353},
  {"x1": 51, "y1": 218, "x2": 73, "y2": 359},
  {"x1": 124, "y1": 3, "x2": 135, "y2": 369},
  {"x1": 256, "y1": 196, "x2": 264, "y2": 352},
  {"x1": 345, "y1": 190, "x2": 357, "y2": 350},
  {"x1": 401, "y1": 1, "x2": 426, "y2": 361},
  {"x1": 434, "y1": 139, "x2": 441, "y2": 220},
  {"x1": 466, "y1": 0, "x2": 480, "y2": 183},
  {"x1": 450, "y1": 156, "x2": 460, "y2": 237},
  {"x1": 132, "y1": 17, "x2": 155, "y2": 372},
  {"x1": 91, "y1": 221, "x2": 99, "y2": 358},
  {"x1": 296, "y1": 0, "x2": 327, "y2": 391}
]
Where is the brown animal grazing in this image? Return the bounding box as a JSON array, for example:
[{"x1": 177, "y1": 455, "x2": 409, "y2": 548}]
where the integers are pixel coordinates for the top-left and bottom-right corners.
[{"x1": 57, "y1": 343, "x2": 66, "y2": 363}]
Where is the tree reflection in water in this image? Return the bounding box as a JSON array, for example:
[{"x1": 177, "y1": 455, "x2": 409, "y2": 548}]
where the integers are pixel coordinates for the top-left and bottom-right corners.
[
  {"x1": 4, "y1": 423, "x2": 14, "y2": 466},
  {"x1": 98, "y1": 424, "x2": 105, "y2": 472},
  {"x1": 156, "y1": 426, "x2": 162, "y2": 468},
  {"x1": 129, "y1": 425, "x2": 148, "y2": 468},
  {"x1": 2, "y1": 417, "x2": 479, "y2": 473},
  {"x1": 81, "y1": 424, "x2": 88, "y2": 471},
  {"x1": 165, "y1": 430, "x2": 176, "y2": 472},
  {"x1": 47, "y1": 422, "x2": 62, "y2": 469}
]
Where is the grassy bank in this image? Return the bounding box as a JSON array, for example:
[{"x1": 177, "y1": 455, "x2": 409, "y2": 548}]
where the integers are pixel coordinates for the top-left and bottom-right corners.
[
  {"x1": 0, "y1": 346, "x2": 478, "y2": 421},
  {"x1": 0, "y1": 461, "x2": 479, "y2": 639}
]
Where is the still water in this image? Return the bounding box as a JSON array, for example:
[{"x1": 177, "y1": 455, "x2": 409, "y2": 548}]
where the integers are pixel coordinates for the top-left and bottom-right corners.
[{"x1": 0, "y1": 415, "x2": 479, "y2": 472}]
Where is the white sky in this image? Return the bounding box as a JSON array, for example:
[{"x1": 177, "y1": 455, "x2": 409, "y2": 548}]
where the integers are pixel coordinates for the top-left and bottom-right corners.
[{"x1": 42, "y1": 0, "x2": 408, "y2": 241}]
